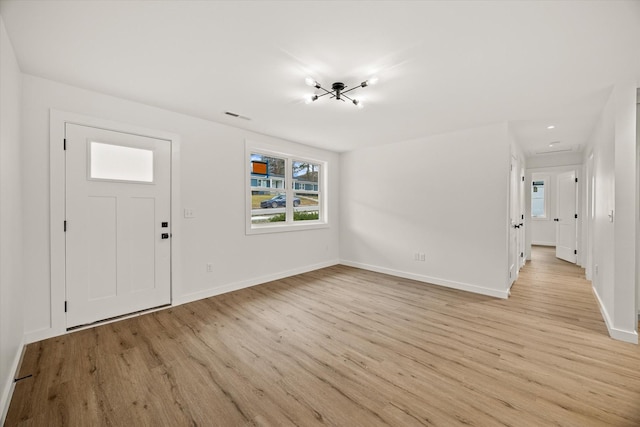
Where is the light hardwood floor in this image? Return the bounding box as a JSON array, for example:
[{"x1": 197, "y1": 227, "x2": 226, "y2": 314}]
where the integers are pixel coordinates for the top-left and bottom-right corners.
[{"x1": 6, "y1": 246, "x2": 640, "y2": 426}]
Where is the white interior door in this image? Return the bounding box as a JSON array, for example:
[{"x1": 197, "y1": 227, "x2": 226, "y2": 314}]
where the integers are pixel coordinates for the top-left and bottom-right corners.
[
  {"x1": 519, "y1": 167, "x2": 525, "y2": 268},
  {"x1": 556, "y1": 170, "x2": 577, "y2": 263},
  {"x1": 65, "y1": 123, "x2": 171, "y2": 328},
  {"x1": 509, "y1": 156, "x2": 519, "y2": 285}
]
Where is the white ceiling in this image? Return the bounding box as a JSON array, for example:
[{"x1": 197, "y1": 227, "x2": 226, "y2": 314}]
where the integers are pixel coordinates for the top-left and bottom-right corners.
[{"x1": 1, "y1": 1, "x2": 639, "y2": 154}]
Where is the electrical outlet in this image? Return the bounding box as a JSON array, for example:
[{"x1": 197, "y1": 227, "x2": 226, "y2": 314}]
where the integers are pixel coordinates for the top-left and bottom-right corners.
[
  {"x1": 414, "y1": 252, "x2": 420, "y2": 261},
  {"x1": 420, "y1": 253, "x2": 426, "y2": 262},
  {"x1": 206, "y1": 263, "x2": 213, "y2": 273},
  {"x1": 595, "y1": 264, "x2": 598, "y2": 275},
  {"x1": 184, "y1": 208, "x2": 196, "y2": 218}
]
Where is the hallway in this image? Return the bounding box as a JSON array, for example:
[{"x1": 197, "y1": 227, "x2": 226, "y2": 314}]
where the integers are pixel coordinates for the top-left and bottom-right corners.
[{"x1": 510, "y1": 245, "x2": 609, "y2": 336}]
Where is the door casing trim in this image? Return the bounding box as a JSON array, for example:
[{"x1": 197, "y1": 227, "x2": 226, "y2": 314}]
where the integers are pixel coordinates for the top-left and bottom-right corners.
[{"x1": 41, "y1": 109, "x2": 182, "y2": 343}]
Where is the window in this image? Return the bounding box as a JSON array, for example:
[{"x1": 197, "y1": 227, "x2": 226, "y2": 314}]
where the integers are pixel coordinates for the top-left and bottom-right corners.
[
  {"x1": 531, "y1": 179, "x2": 547, "y2": 218},
  {"x1": 89, "y1": 141, "x2": 154, "y2": 183},
  {"x1": 247, "y1": 146, "x2": 326, "y2": 234},
  {"x1": 292, "y1": 160, "x2": 320, "y2": 222}
]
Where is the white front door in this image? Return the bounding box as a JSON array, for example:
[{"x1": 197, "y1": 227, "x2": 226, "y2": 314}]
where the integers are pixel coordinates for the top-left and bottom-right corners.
[
  {"x1": 65, "y1": 124, "x2": 171, "y2": 328},
  {"x1": 556, "y1": 170, "x2": 577, "y2": 263}
]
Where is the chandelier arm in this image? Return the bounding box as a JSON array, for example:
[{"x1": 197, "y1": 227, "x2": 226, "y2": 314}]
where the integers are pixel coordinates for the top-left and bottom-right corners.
[
  {"x1": 340, "y1": 85, "x2": 362, "y2": 96},
  {"x1": 317, "y1": 86, "x2": 334, "y2": 96},
  {"x1": 316, "y1": 91, "x2": 334, "y2": 99},
  {"x1": 341, "y1": 93, "x2": 355, "y2": 102}
]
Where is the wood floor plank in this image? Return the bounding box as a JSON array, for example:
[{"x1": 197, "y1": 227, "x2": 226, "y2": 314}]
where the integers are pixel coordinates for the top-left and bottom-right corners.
[{"x1": 6, "y1": 246, "x2": 640, "y2": 426}]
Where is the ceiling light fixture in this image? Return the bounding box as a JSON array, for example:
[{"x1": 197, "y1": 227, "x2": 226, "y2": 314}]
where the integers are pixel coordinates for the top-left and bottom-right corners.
[
  {"x1": 547, "y1": 125, "x2": 555, "y2": 129},
  {"x1": 304, "y1": 77, "x2": 377, "y2": 107}
]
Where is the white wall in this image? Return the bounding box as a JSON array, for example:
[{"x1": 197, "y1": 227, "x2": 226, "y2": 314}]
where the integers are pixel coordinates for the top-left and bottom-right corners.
[
  {"x1": 21, "y1": 75, "x2": 340, "y2": 341},
  {"x1": 585, "y1": 82, "x2": 638, "y2": 343},
  {"x1": 0, "y1": 15, "x2": 24, "y2": 420},
  {"x1": 340, "y1": 123, "x2": 511, "y2": 298},
  {"x1": 526, "y1": 152, "x2": 583, "y2": 169}
]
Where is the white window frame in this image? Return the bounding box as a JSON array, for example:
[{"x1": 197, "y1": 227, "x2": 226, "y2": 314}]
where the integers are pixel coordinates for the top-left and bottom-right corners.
[
  {"x1": 246, "y1": 142, "x2": 328, "y2": 235},
  {"x1": 531, "y1": 174, "x2": 549, "y2": 220}
]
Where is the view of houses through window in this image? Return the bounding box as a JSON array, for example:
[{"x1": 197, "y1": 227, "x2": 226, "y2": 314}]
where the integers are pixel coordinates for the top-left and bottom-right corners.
[
  {"x1": 250, "y1": 152, "x2": 322, "y2": 228},
  {"x1": 531, "y1": 179, "x2": 546, "y2": 218}
]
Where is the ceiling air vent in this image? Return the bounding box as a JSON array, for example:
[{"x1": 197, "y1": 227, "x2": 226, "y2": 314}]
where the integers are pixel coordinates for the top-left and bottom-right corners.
[{"x1": 224, "y1": 111, "x2": 251, "y2": 121}]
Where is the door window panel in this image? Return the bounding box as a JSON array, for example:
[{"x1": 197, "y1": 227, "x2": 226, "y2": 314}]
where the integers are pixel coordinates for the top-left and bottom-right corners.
[{"x1": 90, "y1": 141, "x2": 154, "y2": 183}]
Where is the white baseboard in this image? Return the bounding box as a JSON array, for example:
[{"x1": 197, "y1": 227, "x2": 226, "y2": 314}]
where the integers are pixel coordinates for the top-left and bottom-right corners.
[
  {"x1": 340, "y1": 260, "x2": 509, "y2": 299},
  {"x1": 1, "y1": 339, "x2": 25, "y2": 425},
  {"x1": 24, "y1": 326, "x2": 61, "y2": 345},
  {"x1": 592, "y1": 286, "x2": 639, "y2": 344},
  {"x1": 174, "y1": 259, "x2": 341, "y2": 306}
]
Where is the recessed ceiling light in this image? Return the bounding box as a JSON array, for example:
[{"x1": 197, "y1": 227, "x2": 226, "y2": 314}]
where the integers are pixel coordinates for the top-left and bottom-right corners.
[
  {"x1": 547, "y1": 125, "x2": 555, "y2": 129},
  {"x1": 549, "y1": 141, "x2": 561, "y2": 147}
]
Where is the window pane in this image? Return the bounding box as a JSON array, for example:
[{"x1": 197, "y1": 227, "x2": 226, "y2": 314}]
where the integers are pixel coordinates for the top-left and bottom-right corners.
[
  {"x1": 293, "y1": 192, "x2": 319, "y2": 221},
  {"x1": 90, "y1": 142, "x2": 153, "y2": 182},
  {"x1": 531, "y1": 181, "x2": 545, "y2": 218},
  {"x1": 292, "y1": 161, "x2": 319, "y2": 188},
  {"x1": 251, "y1": 191, "x2": 288, "y2": 224},
  {"x1": 251, "y1": 153, "x2": 288, "y2": 225},
  {"x1": 251, "y1": 154, "x2": 285, "y2": 184},
  {"x1": 293, "y1": 161, "x2": 320, "y2": 221}
]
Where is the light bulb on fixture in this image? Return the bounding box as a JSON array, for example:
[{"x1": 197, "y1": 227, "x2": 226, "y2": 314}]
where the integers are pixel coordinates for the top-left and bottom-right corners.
[
  {"x1": 361, "y1": 77, "x2": 379, "y2": 88},
  {"x1": 304, "y1": 94, "x2": 319, "y2": 104},
  {"x1": 547, "y1": 125, "x2": 555, "y2": 129},
  {"x1": 305, "y1": 77, "x2": 321, "y2": 88},
  {"x1": 353, "y1": 99, "x2": 364, "y2": 109}
]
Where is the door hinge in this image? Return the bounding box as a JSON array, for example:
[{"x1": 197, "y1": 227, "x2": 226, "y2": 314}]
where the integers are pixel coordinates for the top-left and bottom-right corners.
[
  {"x1": 63, "y1": 138, "x2": 66, "y2": 150},
  {"x1": 64, "y1": 220, "x2": 67, "y2": 232},
  {"x1": 575, "y1": 214, "x2": 578, "y2": 219},
  {"x1": 521, "y1": 214, "x2": 524, "y2": 220},
  {"x1": 574, "y1": 250, "x2": 577, "y2": 255},
  {"x1": 522, "y1": 176, "x2": 525, "y2": 181},
  {"x1": 64, "y1": 301, "x2": 68, "y2": 312},
  {"x1": 520, "y1": 252, "x2": 524, "y2": 257},
  {"x1": 575, "y1": 177, "x2": 578, "y2": 183}
]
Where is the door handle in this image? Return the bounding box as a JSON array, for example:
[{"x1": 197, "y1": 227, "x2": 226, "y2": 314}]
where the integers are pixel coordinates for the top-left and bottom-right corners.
[{"x1": 554, "y1": 218, "x2": 559, "y2": 222}]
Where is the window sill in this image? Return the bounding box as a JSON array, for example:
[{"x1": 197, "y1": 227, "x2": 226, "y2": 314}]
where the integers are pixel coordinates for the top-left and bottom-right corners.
[{"x1": 246, "y1": 221, "x2": 329, "y2": 235}]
